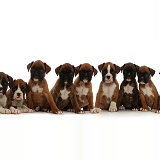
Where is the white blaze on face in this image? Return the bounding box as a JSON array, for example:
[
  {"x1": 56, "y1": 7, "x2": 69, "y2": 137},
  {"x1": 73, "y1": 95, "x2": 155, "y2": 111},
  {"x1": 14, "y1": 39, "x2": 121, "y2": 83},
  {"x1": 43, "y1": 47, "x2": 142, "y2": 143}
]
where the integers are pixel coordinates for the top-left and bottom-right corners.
[
  {"x1": 0, "y1": 83, "x2": 3, "y2": 95},
  {"x1": 13, "y1": 84, "x2": 23, "y2": 100},
  {"x1": 105, "y1": 65, "x2": 113, "y2": 83}
]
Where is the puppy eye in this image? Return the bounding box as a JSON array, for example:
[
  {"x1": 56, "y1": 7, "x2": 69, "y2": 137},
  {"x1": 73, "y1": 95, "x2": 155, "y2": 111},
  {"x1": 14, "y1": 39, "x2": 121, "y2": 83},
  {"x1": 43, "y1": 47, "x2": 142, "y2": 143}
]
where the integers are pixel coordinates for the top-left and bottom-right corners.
[
  {"x1": 111, "y1": 70, "x2": 116, "y2": 74},
  {"x1": 12, "y1": 86, "x2": 17, "y2": 92},
  {"x1": 21, "y1": 87, "x2": 25, "y2": 92}
]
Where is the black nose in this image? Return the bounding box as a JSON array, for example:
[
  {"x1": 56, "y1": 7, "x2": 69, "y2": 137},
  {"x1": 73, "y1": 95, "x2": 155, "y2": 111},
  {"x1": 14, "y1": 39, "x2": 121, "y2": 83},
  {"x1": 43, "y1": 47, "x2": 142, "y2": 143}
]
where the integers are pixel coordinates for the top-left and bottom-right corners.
[
  {"x1": 107, "y1": 76, "x2": 110, "y2": 79},
  {"x1": 17, "y1": 93, "x2": 21, "y2": 96}
]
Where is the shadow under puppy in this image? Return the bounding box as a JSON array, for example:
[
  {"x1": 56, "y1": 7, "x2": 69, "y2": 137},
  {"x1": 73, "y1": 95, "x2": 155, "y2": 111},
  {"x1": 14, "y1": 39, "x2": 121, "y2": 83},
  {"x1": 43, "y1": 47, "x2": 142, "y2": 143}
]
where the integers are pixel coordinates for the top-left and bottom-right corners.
[
  {"x1": 118, "y1": 63, "x2": 140, "y2": 111},
  {"x1": 0, "y1": 72, "x2": 13, "y2": 114},
  {"x1": 7, "y1": 79, "x2": 34, "y2": 114},
  {"x1": 50, "y1": 63, "x2": 83, "y2": 113},
  {"x1": 27, "y1": 60, "x2": 62, "y2": 114},
  {"x1": 74, "y1": 63, "x2": 98, "y2": 113},
  {"x1": 137, "y1": 65, "x2": 159, "y2": 112},
  {"x1": 95, "y1": 62, "x2": 120, "y2": 112}
]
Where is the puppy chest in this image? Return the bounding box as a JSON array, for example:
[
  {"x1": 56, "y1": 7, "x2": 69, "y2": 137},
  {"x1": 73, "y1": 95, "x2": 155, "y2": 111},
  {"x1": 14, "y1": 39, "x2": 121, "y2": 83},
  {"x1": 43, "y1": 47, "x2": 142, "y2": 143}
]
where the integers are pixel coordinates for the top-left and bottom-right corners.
[
  {"x1": 141, "y1": 85, "x2": 154, "y2": 97},
  {"x1": 102, "y1": 83, "x2": 116, "y2": 99},
  {"x1": 0, "y1": 95, "x2": 7, "y2": 107},
  {"x1": 60, "y1": 86, "x2": 70, "y2": 100},
  {"x1": 124, "y1": 84, "x2": 134, "y2": 94},
  {"x1": 76, "y1": 84, "x2": 89, "y2": 97},
  {"x1": 32, "y1": 84, "x2": 43, "y2": 93}
]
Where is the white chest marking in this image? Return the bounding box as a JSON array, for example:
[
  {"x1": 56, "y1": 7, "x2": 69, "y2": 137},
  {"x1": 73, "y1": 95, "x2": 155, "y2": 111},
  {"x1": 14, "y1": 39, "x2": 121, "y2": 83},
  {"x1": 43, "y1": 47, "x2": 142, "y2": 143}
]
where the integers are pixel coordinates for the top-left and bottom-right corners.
[
  {"x1": 32, "y1": 83, "x2": 43, "y2": 93},
  {"x1": 60, "y1": 86, "x2": 70, "y2": 100},
  {"x1": 142, "y1": 84, "x2": 154, "y2": 97},
  {"x1": 76, "y1": 82, "x2": 89, "y2": 97},
  {"x1": 124, "y1": 84, "x2": 134, "y2": 94},
  {"x1": 102, "y1": 82, "x2": 116, "y2": 98},
  {"x1": 0, "y1": 95, "x2": 7, "y2": 107}
]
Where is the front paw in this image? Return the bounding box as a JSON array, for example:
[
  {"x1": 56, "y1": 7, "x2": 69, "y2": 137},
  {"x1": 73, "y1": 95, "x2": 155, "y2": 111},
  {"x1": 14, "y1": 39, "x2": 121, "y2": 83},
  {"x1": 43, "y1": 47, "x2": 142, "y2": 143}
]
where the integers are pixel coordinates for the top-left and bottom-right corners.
[
  {"x1": 132, "y1": 108, "x2": 138, "y2": 111},
  {"x1": 75, "y1": 109, "x2": 84, "y2": 114},
  {"x1": 67, "y1": 109, "x2": 75, "y2": 112},
  {"x1": 90, "y1": 107, "x2": 101, "y2": 113},
  {"x1": 119, "y1": 106, "x2": 125, "y2": 110},
  {"x1": 10, "y1": 107, "x2": 21, "y2": 114},
  {"x1": 52, "y1": 110, "x2": 63, "y2": 114},
  {"x1": 141, "y1": 108, "x2": 149, "y2": 112},
  {"x1": 151, "y1": 109, "x2": 157, "y2": 112},
  {"x1": 0, "y1": 108, "x2": 11, "y2": 114},
  {"x1": 28, "y1": 109, "x2": 34, "y2": 113},
  {"x1": 109, "y1": 102, "x2": 117, "y2": 112}
]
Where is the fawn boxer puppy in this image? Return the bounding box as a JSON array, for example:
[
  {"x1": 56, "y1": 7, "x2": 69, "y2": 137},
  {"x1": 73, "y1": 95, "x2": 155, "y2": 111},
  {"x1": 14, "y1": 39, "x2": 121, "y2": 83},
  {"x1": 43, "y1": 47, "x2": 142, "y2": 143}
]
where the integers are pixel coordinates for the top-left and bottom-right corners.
[
  {"x1": 27, "y1": 60, "x2": 62, "y2": 114},
  {"x1": 7, "y1": 79, "x2": 34, "y2": 114},
  {"x1": 95, "y1": 62, "x2": 120, "y2": 112},
  {"x1": 119, "y1": 63, "x2": 140, "y2": 111},
  {"x1": 0, "y1": 72, "x2": 13, "y2": 114},
  {"x1": 74, "y1": 63, "x2": 98, "y2": 113},
  {"x1": 50, "y1": 63, "x2": 83, "y2": 113},
  {"x1": 137, "y1": 66, "x2": 159, "y2": 112}
]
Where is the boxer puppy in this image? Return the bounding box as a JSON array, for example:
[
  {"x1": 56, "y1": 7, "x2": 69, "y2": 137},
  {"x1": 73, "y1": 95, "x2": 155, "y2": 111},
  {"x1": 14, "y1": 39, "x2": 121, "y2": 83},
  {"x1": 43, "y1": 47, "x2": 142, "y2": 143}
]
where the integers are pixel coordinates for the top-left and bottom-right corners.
[
  {"x1": 74, "y1": 63, "x2": 98, "y2": 113},
  {"x1": 7, "y1": 79, "x2": 34, "y2": 114},
  {"x1": 119, "y1": 63, "x2": 140, "y2": 111},
  {"x1": 137, "y1": 65, "x2": 159, "y2": 112},
  {"x1": 0, "y1": 72, "x2": 13, "y2": 114},
  {"x1": 50, "y1": 63, "x2": 83, "y2": 113},
  {"x1": 27, "y1": 60, "x2": 62, "y2": 114},
  {"x1": 95, "y1": 62, "x2": 120, "y2": 112}
]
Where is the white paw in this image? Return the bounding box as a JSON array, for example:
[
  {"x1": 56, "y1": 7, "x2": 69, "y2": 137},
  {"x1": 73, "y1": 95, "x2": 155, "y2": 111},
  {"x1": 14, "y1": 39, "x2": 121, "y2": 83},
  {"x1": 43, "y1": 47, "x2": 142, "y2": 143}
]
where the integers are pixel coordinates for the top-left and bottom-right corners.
[
  {"x1": 109, "y1": 102, "x2": 117, "y2": 112},
  {"x1": 67, "y1": 109, "x2": 75, "y2": 112},
  {"x1": 57, "y1": 110, "x2": 63, "y2": 114},
  {"x1": 78, "y1": 110, "x2": 84, "y2": 114},
  {"x1": 22, "y1": 108, "x2": 29, "y2": 113},
  {"x1": 28, "y1": 109, "x2": 34, "y2": 113},
  {"x1": 35, "y1": 106, "x2": 40, "y2": 111},
  {"x1": 151, "y1": 109, "x2": 157, "y2": 112},
  {"x1": 119, "y1": 106, "x2": 125, "y2": 110},
  {"x1": 132, "y1": 108, "x2": 138, "y2": 111},
  {"x1": 10, "y1": 107, "x2": 21, "y2": 114},
  {"x1": 90, "y1": 108, "x2": 101, "y2": 113},
  {"x1": 142, "y1": 108, "x2": 149, "y2": 112},
  {"x1": 0, "y1": 108, "x2": 11, "y2": 114},
  {"x1": 156, "y1": 110, "x2": 160, "y2": 113}
]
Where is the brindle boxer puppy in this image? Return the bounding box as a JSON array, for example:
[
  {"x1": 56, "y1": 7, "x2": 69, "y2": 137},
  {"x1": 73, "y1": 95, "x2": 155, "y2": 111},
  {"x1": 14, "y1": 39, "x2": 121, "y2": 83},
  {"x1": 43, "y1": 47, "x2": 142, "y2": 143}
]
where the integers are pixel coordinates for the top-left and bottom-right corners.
[
  {"x1": 50, "y1": 63, "x2": 83, "y2": 113},
  {"x1": 137, "y1": 66, "x2": 159, "y2": 112},
  {"x1": 119, "y1": 63, "x2": 140, "y2": 111},
  {"x1": 0, "y1": 72, "x2": 13, "y2": 114},
  {"x1": 74, "y1": 63, "x2": 98, "y2": 113},
  {"x1": 7, "y1": 79, "x2": 34, "y2": 114},
  {"x1": 27, "y1": 60, "x2": 62, "y2": 114},
  {"x1": 95, "y1": 62, "x2": 120, "y2": 112}
]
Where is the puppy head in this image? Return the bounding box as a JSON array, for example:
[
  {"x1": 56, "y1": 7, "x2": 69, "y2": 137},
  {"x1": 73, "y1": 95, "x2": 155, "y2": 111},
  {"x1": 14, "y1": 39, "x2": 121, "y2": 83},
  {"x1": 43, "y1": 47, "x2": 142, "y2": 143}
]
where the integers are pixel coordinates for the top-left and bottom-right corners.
[
  {"x1": 121, "y1": 63, "x2": 139, "y2": 82},
  {"x1": 0, "y1": 72, "x2": 13, "y2": 96},
  {"x1": 98, "y1": 62, "x2": 120, "y2": 84},
  {"x1": 55, "y1": 63, "x2": 75, "y2": 86},
  {"x1": 75, "y1": 63, "x2": 98, "y2": 83},
  {"x1": 11, "y1": 79, "x2": 28, "y2": 101},
  {"x1": 137, "y1": 66, "x2": 155, "y2": 84},
  {"x1": 27, "y1": 60, "x2": 51, "y2": 82}
]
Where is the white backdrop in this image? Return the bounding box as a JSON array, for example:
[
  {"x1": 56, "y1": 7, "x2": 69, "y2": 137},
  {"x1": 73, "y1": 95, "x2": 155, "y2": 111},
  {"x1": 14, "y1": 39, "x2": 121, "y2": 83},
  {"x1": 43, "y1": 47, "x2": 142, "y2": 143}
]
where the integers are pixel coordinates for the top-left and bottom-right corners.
[{"x1": 0, "y1": 0, "x2": 160, "y2": 160}]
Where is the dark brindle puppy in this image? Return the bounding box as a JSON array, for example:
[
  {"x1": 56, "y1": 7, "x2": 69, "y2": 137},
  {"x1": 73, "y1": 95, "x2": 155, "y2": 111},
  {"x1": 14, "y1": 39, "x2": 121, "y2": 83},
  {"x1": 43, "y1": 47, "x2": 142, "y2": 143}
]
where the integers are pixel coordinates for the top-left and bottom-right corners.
[
  {"x1": 74, "y1": 63, "x2": 98, "y2": 113},
  {"x1": 26, "y1": 60, "x2": 62, "y2": 114},
  {"x1": 0, "y1": 72, "x2": 13, "y2": 114},
  {"x1": 119, "y1": 63, "x2": 140, "y2": 111},
  {"x1": 137, "y1": 66, "x2": 159, "y2": 112},
  {"x1": 50, "y1": 63, "x2": 83, "y2": 113}
]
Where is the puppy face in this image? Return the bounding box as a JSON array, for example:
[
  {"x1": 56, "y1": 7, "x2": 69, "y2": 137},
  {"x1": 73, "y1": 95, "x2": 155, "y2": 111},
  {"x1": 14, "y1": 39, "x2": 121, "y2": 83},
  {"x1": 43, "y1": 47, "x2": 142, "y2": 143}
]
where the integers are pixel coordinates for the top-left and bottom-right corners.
[
  {"x1": 55, "y1": 63, "x2": 75, "y2": 86},
  {"x1": 11, "y1": 79, "x2": 28, "y2": 101},
  {"x1": 98, "y1": 62, "x2": 120, "y2": 84},
  {"x1": 121, "y1": 63, "x2": 138, "y2": 82},
  {"x1": 27, "y1": 60, "x2": 51, "y2": 82},
  {"x1": 75, "y1": 63, "x2": 97, "y2": 83},
  {"x1": 137, "y1": 66, "x2": 155, "y2": 84},
  {"x1": 0, "y1": 72, "x2": 13, "y2": 96}
]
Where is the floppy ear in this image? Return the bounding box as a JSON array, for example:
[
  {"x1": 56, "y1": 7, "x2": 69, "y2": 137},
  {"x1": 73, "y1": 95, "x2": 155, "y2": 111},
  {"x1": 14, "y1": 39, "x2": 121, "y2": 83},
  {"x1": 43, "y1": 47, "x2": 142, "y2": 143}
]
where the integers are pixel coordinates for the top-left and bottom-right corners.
[
  {"x1": 75, "y1": 64, "x2": 81, "y2": 76},
  {"x1": 120, "y1": 64, "x2": 126, "y2": 72},
  {"x1": 27, "y1": 61, "x2": 34, "y2": 72},
  {"x1": 44, "y1": 63, "x2": 51, "y2": 74},
  {"x1": 55, "y1": 65, "x2": 62, "y2": 76},
  {"x1": 7, "y1": 75, "x2": 14, "y2": 88},
  {"x1": 92, "y1": 66, "x2": 98, "y2": 76},
  {"x1": 114, "y1": 64, "x2": 121, "y2": 74},
  {"x1": 148, "y1": 67, "x2": 155, "y2": 76},
  {"x1": 134, "y1": 64, "x2": 139, "y2": 72},
  {"x1": 98, "y1": 63, "x2": 105, "y2": 72}
]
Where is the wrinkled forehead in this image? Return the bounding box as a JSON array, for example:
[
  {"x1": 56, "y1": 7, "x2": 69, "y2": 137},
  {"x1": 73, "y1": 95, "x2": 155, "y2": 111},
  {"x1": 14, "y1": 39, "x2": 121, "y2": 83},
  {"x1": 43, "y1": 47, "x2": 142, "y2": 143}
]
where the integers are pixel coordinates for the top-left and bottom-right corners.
[
  {"x1": 32, "y1": 61, "x2": 45, "y2": 69},
  {"x1": 124, "y1": 64, "x2": 136, "y2": 71},
  {"x1": 60, "y1": 64, "x2": 74, "y2": 73},
  {"x1": 103, "y1": 63, "x2": 115, "y2": 71},
  {"x1": 13, "y1": 80, "x2": 26, "y2": 88},
  {"x1": 139, "y1": 66, "x2": 149, "y2": 73},
  {"x1": 80, "y1": 64, "x2": 92, "y2": 71}
]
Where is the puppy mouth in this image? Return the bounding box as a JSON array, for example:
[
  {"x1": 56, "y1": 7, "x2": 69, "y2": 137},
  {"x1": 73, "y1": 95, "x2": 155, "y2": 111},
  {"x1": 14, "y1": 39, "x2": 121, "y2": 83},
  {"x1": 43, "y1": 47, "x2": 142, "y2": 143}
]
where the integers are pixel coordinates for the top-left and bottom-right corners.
[
  {"x1": 126, "y1": 78, "x2": 131, "y2": 82},
  {"x1": 105, "y1": 79, "x2": 113, "y2": 84},
  {"x1": 64, "y1": 81, "x2": 68, "y2": 85},
  {"x1": 83, "y1": 79, "x2": 88, "y2": 83},
  {"x1": 139, "y1": 81, "x2": 145, "y2": 85},
  {"x1": 33, "y1": 78, "x2": 39, "y2": 82}
]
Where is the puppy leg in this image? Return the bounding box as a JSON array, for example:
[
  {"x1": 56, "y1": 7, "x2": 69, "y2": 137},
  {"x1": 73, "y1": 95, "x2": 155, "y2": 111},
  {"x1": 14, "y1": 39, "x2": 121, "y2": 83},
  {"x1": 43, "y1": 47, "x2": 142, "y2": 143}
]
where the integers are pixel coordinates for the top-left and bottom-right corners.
[
  {"x1": 151, "y1": 95, "x2": 159, "y2": 112},
  {"x1": 19, "y1": 105, "x2": 34, "y2": 113},
  {"x1": 109, "y1": 101, "x2": 117, "y2": 112},
  {"x1": 10, "y1": 107, "x2": 21, "y2": 114},
  {"x1": 0, "y1": 106, "x2": 11, "y2": 114},
  {"x1": 139, "y1": 92, "x2": 149, "y2": 112}
]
